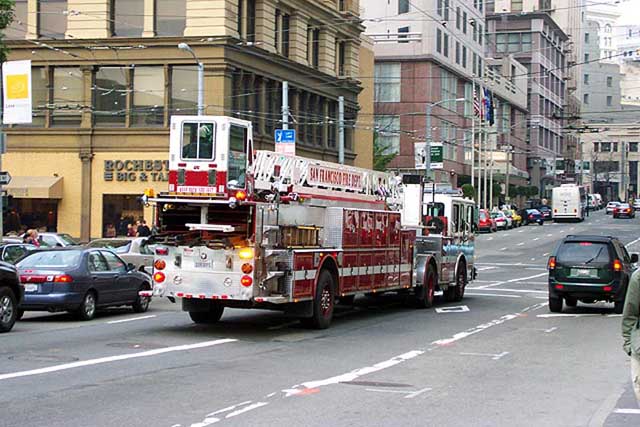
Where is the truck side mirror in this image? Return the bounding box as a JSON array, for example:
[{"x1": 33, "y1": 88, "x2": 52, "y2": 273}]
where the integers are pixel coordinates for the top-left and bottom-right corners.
[{"x1": 632, "y1": 253, "x2": 639, "y2": 263}]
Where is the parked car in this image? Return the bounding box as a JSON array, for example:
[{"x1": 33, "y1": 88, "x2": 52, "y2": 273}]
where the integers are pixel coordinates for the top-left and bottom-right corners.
[
  {"x1": 521, "y1": 209, "x2": 544, "y2": 226},
  {"x1": 613, "y1": 203, "x2": 636, "y2": 219},
  {"x1": 0, "y1": 242, "x2": 36, "y2": 264},
  {"x1": 17, "y1": 232, "x2": 78, "y2": 247},
  {"x1": 633, "y1": 200, "x2": 640, "y2": 211},
  {"x1": 0, "y1": 261, "x2": 21, "y2": 332},
  {"x1": 537, "y1": 205, "x2": 552, "y2": 220},
  {"x1": 548, "y1": 235, "x2": 638, "y2": 313},
  {"x1": 86, "y1": 238, "x2": 155, "y2": 275},
  {"x1": 491, "y1": 211, "x2": 509, "y2": 230},
  {"x1": 478, "y1": 209, "x2": 497, "y2": 233},
  {"x1": 606, "y1": 201, "x2": 621, "y2": 215},
  {"x1": 504, "y1": 209, "x2": 521, "y2": 227},
  {"x1": 16, "y1": 248, "x2": 152, "y2": 320}
]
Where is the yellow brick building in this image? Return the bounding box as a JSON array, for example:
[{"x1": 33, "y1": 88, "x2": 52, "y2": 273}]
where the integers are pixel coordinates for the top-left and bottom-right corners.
[{"x1": 3, "y1": 0, "x2": 373, "y2": 240}]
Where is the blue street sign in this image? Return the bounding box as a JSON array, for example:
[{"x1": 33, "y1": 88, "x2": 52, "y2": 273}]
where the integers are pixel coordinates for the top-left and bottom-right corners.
[{"x1": 275, "y1": 129, "x2": 296, "y2": 143}]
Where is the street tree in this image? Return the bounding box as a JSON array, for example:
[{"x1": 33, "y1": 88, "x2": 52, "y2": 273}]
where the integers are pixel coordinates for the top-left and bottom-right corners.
[{"x1": 0, "y1": 0, "x2": 14, "y2": 62}]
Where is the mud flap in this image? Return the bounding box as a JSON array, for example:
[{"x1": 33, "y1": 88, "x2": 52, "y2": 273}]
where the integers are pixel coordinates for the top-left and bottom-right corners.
[
  {"x1": 182, "y1": 298, "x2": 215, "y2": 312},
  {"x1": 284, "y1": 301, "x2": 313, "y2": 318}
]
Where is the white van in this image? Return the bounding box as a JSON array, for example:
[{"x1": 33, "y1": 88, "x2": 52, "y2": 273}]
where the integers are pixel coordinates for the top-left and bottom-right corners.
[{"x1": 552, "y1": 184, "x2": 587, "y2": 222}]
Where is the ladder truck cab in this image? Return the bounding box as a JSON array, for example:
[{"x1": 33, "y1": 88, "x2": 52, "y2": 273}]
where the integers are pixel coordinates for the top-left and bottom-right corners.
[
  {"x1": 401, "y1": 180, "x2": 477, "y2": 303},
  {"x1": 145, "y1": 116, "x2": 476, "y2": 328}
]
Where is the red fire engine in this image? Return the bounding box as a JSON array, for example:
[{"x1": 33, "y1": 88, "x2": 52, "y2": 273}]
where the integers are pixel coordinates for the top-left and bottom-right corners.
[{"x1": 144, "y1": 116, "x2": 474, "y2": 328}]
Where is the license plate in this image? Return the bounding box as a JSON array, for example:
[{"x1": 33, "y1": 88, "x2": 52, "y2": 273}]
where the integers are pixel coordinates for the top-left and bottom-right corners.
[
  {"x1": 194, "y1": 262, "x2": 212, "y2": 269},
  {"x1": 24, "y1": 284, "x2": 38, "y2": 292},
  {"x1": 572, "y1": 268, "x2": 596, "y2": 278}
]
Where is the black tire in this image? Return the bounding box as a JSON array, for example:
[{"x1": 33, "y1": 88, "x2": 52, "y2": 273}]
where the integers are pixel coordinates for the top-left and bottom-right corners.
[
  {"x1": 0, "y1": 287, "x2": 18, "y2": 333},
  {"x1": 301, "y1": 269, "x2": 335, "y2": 329},
  {"x1": 415, "y1": 264, "x2": 436, "y2": 309},
  {"x1": 76, "y1": 291, "x2": 97, "y2": 321},
  {"x1": 16, "y1": 309, "x2": 24, "y2": 321},
  {"x1": 453, "y1": 264, "x2": 467, "y2": 302},
  {"x1": 132, "y1": 289, "x2": 150, "y2": 313},
  {"x1": 565, "y1": 296, "x2": 578, "y2": 307},
  {"x1": 614, "y1": 299, "x2": 625, "y2": 314},
  {"x1": 549, "y1": 297, "x2": 563, "y2": 313},
  {"x1": 189, "y1": 303, "x2": 224, "y2": 324}
]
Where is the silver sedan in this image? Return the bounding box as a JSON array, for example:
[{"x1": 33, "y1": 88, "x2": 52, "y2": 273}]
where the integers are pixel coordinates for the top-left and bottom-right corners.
[{"x1": 86, "y1": 238, "x2": 155, "y2": 275}]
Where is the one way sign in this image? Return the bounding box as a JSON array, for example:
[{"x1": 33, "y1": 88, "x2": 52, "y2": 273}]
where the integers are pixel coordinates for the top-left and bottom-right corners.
[{"x1": 0, "y1": 171, "x2": 11, "y2": 185}]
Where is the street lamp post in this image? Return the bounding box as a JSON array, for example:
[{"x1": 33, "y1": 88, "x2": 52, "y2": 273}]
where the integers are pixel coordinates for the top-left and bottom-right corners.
[{"x1": 178, "y1": 42, "x2": 204, "y2": 116}]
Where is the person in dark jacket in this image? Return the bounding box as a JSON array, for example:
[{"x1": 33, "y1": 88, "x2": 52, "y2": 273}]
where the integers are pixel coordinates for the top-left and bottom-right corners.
[{"x1": 136, "y1": 220, "x2": 151, "y2": 237}]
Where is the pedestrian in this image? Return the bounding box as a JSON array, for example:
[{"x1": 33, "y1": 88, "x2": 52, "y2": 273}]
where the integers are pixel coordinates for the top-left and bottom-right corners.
[
  {"x1": 23, "y1": 229, "x2": 40, "y2": 247},
  {"x1": 136, "y1": 220, "x2": 151, "y2": 237},
  {"x1": 105, "y1": 223, "x2": 116, "y2": 238},
  {"x1": 127, "y1": 224, "x2": 136, "y2": 237},
  {"x1": 622, "y1": 269, "x2": 640, "y2": 404}
]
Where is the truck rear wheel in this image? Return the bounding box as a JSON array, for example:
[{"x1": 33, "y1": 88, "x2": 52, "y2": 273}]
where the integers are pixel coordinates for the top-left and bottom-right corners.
[
  {"x1": 301, "y1": 269, "x2": 334, "y2": 329},
  {"x1": 189, "y1": 303, "x2": 224, "y2": 324},
  {"x1": 444, "y1": 264, "x2": 467, "y2": 302},
  {"x1": 415, "y1": 264, "x2": 436, "y2": 309}
]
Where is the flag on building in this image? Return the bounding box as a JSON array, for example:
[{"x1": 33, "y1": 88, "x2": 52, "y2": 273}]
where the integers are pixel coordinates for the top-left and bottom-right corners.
[
  {"x1": 473, "y1": 86, "x2": 482, "y2": 118},
  {"x1": 483, "y1": 87, "x2": 495, "y2": 126}
]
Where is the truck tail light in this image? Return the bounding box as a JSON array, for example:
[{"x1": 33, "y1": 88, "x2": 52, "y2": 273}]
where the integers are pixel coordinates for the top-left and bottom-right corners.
[
  {"x1": 235, "y1": 190, "x2": 247, "y2": 201},
  {"x1": 156, "y1": 247, "x2": 169, "y2": 256},
  {"x1": 240, "y1": 275, "x2": 253, "y2": 287},
  {"x1": 241, "y1": 263, "x2": 253, "y2": 274},
  {"x1": 613, "y1": 259, "x2": 623, "y2": 272},
  {"x1": 548, "y1": 256, "x2": 556, "y2": 270},
  {"x1": 154, "y1": 259, "x2": 166, "y2": 270},
  {"x1": 238, "y1": 247, "x2": 254, "y2": 260},
  {"x1": 54, "y1": 274, "x2": 74, "y2": 283},
  {"x1": 154, "y1": 272, "x2": 166, "y2": 283}
]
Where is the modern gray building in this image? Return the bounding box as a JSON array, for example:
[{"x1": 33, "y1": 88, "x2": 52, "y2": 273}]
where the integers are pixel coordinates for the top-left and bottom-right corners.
[{"x1": 486, "y1": 9, "x2": 569, "y2": 195}]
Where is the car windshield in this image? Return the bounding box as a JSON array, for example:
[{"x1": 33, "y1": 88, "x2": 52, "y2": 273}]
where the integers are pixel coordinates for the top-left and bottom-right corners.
[
  {"x1": 491, "y1": 213, "x2": 503, "y2": 219},
  {"x1": 619, "y1": 204, "x2": 631, "y2": 209},
  {"x1": 17, "y1": 250, "x2": 82, "y2": 269},
  {"x1": 608, "y1": 202, "x2": 620, "y2": 207},
  {"x1": 557, "y1": 242, "x2": 611, "y2": 264},
  {"x1": 479, "y1": 212, "x2": 488, "y2": 220},
  {"x1": 87, "y1": 240, "x2": 132, "y2": 254}
]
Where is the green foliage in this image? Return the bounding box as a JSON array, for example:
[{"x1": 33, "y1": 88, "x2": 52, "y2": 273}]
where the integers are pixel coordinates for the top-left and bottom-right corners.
[
  {"x1": 527, "y1": 185, "x2": 539, "y2": 197},
  {"x1": 515, "y1": 185, "x2": 528, "y2": 196},
  {"x1": 492, "y1": 182, "x2": 503, "y2": 197},
  {"x1": 373, "y1": 133, "x2": 397, "y2": 172},
  {"x1": 0, "y1": 0, "x2": 15, "y2": 62},
  {"x1": 461, "y1": 183, "x2": 475, "y2": 200}
]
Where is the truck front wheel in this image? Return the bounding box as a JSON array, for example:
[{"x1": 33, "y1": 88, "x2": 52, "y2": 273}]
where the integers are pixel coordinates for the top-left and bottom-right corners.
[
  {"x1": 415, "y1": 264, "x2": 436, "y2": 309},
  {"x1": 301, "y1": 269, "x2": 335, "y2": 329}
]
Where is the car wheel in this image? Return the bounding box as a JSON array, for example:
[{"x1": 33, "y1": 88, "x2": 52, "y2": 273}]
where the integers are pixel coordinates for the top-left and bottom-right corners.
[
  {"x1": 565, "y1": 296, "x2": 578, "y2": 307},
  {"x1": 76, "y1": 291, "x2": 97, "y2": 321},
  {"x1": 415, "y1": 263, "x2": 436, "y2": 309},
  {"x1": 614, "y1": 299, "x2": 625, "y2": 314},
  {"x1": 0, "y1": 287, "x2": 18, "y2": 333},
  {"x1": 132, "y1": 291, "x2": 150, "y2": 313},
  {"x1": 301, "y1": 269, "x2": 335, "y2": 329},
  {"x1": 549, "y1": 297, "x2": 563, "y2": 313},
  {"x1": 189, "y1": 303, "x2": 224, "y2": 324}
]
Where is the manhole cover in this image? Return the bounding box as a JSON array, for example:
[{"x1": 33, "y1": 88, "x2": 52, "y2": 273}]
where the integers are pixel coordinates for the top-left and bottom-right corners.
[
  {"x1": 9, "y1": 353, "x2": 80, "y2": 363},
  {"x1": 341, "y1": 380, "x2": 413, "y2": 388}
]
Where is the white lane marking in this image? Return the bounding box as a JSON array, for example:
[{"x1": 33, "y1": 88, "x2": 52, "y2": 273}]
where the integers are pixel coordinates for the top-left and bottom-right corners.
[
  {"x1": 533, "y1": 238, "x2": 540, "y2": 241},
  {"x1": 477, "y1": 266, "x2": 498, "y2": 271},
  {"x1": 626, "y1": 237, "x2": 640, "y2": 248},
  {"x1": 365, "y1": 389, "x2": 411, "y2": 394},
  {"x1": 226, "y1": 402, "x2": 269, "y2": 418},
  {"x1": 106, "y1": 315, "x2": 157, "y2": 324},
  {"x1": 0, "y1": 339, "x2": 237, "y2": 382},
  {"x1": 460, "y1": 351, "x2": 509, "y2": 360},
  {"x1": 466, "y1": 292, "x2": 522, "y2": 298},
  {"x1": 487, "y1": 237, "x2": 494, "y2": 241},
  {"x1": 543, "y1": 253, "x2": 550, "y2": 257},
  {"x1": 537, "y1": 314, "x2": 622, "y2": 318},
  {"x1": 474, "y1": 272, "x2": 548, "y2": 289},
  {"x1": 405, "y1": 387, "x2": 433, "y2": 399},
  {"x1": 517, "y1": 242, "x2": 525, "y2": 246},
  {"x1": 467, "y1": 287, "x2": 546, "y2": 294},
  {"x1": 518, "y1": 230, "x2": 526, "y2": 233},
  {"x1": 500, "y1": 247, "x2": 508, "y2": 251},
  {"x1": 530, "y1": 258, "x2": 536, "y2": 261},
  {"x1": 435, "y1": 305, "x2": 470, "y2": 313},
  {"x1": 207, "y1": 402, "x2": 253, "y2": 417},
  {"x1": 613, "y1": 409, "x2": 640, "y2": 414},
  {"x1": 546, "y1": 234, "x2": 553, "y2": 237}
]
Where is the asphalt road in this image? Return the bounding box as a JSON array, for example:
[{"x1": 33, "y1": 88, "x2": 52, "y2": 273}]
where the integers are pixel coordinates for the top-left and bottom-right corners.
[{"x1": 1, "y1": 210, "x2": 639, "y2": 427}]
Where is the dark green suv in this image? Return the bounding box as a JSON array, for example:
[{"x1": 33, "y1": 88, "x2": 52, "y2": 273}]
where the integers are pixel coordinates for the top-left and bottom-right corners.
[{"x1": 548, "y1": 235, "x2": 638, "y2": 313}]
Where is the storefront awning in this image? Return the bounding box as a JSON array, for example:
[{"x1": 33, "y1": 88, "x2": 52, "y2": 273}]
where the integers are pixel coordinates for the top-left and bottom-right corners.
[{"x1": 5, "y1": 176, "x2": 63, "y2": 199}]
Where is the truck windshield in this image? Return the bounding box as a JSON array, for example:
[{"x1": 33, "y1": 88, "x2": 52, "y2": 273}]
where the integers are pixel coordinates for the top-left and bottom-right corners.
[
  {"x1": 426, "y1": 202, "x2": 445, "y2": 217},
  {"x1": 227, "y1": 125, "x2": 247, "y2": 189},
  {"x1": 182, "y1": 122, "x2": 215, "y2": 160}
]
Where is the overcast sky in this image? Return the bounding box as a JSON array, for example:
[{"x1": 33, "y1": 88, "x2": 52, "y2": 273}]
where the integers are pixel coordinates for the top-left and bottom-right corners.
[{"x1": 615, "y1": 0, "x2": 640, "y2": 25}]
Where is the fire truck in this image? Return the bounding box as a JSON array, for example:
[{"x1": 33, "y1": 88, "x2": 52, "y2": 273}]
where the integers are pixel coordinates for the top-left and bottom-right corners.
[{"x1": 143, "y1": 115, "x2": 476, "y2": 328}]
